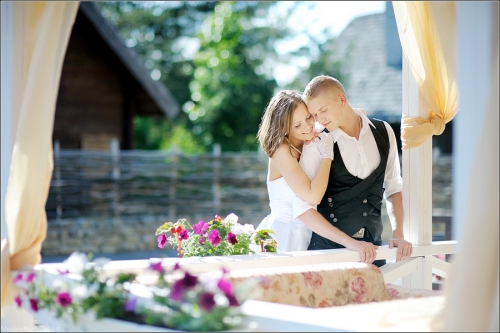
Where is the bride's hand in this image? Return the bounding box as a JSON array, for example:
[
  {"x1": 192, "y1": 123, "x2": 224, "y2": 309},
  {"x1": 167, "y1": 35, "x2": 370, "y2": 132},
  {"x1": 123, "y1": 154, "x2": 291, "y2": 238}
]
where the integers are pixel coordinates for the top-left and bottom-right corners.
[{"x1": 316, "y1": 132, "x2": 334, "y2": 160}]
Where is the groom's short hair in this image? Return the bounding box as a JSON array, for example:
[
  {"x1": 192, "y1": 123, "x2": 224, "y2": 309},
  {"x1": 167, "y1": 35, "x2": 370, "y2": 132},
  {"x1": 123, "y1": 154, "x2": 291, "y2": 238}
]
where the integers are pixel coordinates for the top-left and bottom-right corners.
[{"x1": 303, "y1": 75, "x2": 345, "y2": 99}]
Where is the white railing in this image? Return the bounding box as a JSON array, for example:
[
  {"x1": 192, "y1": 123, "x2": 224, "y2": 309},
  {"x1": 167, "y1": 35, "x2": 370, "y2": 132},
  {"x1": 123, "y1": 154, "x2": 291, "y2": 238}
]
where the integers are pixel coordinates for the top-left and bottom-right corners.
[
  {"x1": 3, "y1": 240, "x2": 456, "y2": 331},
  {"x1": 38, "y1": 240, "x2": 457, "y2": 287}
]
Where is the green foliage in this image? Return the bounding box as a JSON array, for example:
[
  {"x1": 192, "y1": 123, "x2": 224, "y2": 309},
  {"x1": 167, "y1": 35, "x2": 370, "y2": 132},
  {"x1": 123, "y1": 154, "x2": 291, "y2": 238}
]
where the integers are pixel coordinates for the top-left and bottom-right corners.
[{"x1": 97, "y1": 1, "x2": 346, "y2": 152}]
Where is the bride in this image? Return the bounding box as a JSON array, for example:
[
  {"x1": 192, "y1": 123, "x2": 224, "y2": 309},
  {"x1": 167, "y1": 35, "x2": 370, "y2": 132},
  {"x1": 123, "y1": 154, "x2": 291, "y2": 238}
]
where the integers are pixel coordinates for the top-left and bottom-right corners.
[{"x1": 255, "y1": 90, "x2": 334, "y2": 252}]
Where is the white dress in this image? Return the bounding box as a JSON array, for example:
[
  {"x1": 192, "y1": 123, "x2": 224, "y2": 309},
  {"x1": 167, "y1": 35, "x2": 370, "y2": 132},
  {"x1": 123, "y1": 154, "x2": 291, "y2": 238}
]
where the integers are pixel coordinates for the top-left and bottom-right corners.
[{"x1": 256, "y1": 177, "x2": 313, "y2": 252}]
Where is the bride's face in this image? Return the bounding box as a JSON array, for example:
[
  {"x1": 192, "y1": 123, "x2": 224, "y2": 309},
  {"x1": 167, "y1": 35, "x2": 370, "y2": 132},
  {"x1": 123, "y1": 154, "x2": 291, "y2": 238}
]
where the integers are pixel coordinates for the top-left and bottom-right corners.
[{"x1": 288, "y1": 102, "x2": 315, "y2": 142}]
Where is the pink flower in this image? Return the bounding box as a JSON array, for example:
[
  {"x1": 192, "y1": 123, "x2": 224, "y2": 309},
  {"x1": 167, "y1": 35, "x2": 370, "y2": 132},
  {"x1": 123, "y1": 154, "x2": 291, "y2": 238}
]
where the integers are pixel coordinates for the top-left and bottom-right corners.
[
  {"x1": 217, "y1": 278, "x2": 233, "y2": 294},
  {"x1": 157, "y1": 234, "x2": 168, "y2": 249},
  {"x1": 208, "y1": 230, "x2": 221, "y2": 246},
  {"x1": 55, "y1": 292, "x2": 72, "y2": 307},
  {"x1": 178, "y1": 229, "x2": 189, "y2": 241},
  {"x1": 193, "y1": 221, "x2": 209, "y2": 235},
  {"x1": 29, "y1": 299, "x2": 39, "y2": 312},
  {"x1": 13, "y1": 273, "x2": 23, "y2": 284},
  {"x1": 173, "y1": 262, "x2": 181, "y2": 271},
  {"x1": 199, "y1": 292, "x2": 216, "y2": 311},
  {"x1": 302, "y1": 272, "x2": 323, "y2": 289},
  {"x1": 227, "y1": 232, "x2": 238, "y2": 245},
  {"x1": 199, "y1": 237, "x2": 205, "y2": 245},
  {"x1": 15, "y1": 295, "x2": 21, "y2": 307},
  {"x1": 26, "y1": 273, "x2": 36, "y2": 283}
]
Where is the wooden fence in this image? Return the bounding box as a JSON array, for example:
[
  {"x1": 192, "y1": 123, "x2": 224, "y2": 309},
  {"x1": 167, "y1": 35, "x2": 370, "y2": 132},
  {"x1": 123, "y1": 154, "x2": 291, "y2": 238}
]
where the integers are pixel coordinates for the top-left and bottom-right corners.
[{"x1": 46, "y1": 141, "x2": 270, "y2": 221}]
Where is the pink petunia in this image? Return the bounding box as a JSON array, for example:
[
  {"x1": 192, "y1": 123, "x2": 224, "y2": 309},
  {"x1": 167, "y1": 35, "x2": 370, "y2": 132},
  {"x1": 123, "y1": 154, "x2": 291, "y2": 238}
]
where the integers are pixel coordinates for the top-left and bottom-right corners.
[
  {"x1": 26, "y1": 273, "x2": 36, "y2": 283},
  {"x1": 13, "y1": 273, "x2": 23, "y2": 284},
  {"x1": 193, "y1": 221, "x2": 209, "y2": 235},
  {"x1": 208, "y1": 230, "x2": 221, "y2": 246},
  {"x1": 55, "y1": 292, "x2": 72, "y2": 307},
  {"x1": 157, "y1": 234, "x2": 168, "y2": 249},
  {"x1": 178, "y1": 229, "x2": 189, "y2": 241},
  {"x1": 14, "y1": 295, "x2": 22, "y2": 307},
  {"x1": 199, "y1": 237, "x2": 205, "y2": 245},
  {"x1": 217, "y1": 278, "x2": 233, "y2": 294},
  {"x1": 227, "y1": 232, "x2": 238, "y2": 245}
]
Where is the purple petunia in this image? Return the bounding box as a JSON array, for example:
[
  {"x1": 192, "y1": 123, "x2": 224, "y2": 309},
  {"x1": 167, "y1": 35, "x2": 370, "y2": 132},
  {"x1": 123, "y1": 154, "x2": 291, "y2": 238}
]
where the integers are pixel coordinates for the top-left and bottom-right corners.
[
  {"x1": 226, "y1": 293, "x2": 239, "y2": 307},
  {"x1": 15, "y1": 295, "x2": 22, "y2": 307},
  {"x1": 157, "y1": 234, "x2": 168, "y2": 249},
  {"x1": 208, "y1": 230, "x2": 221, "y2": 246},
  {"x1": 125, "y1": 296, "x2": 138, "y2": 312},
  {"x1": 170, "y1": 272, "x2": 198, "y2": 301},
  {"x1": 227, "y1": 232, "x2": 238, "y2": 245},
  {"x1": 29, "y1": 299, "x2": 39, "y2": 312},
  {"x1": 149, "y1": 261, "x2": 164, "y2": 273},
  {"x1": 55, "y1": 292, "x2": 72, "y2": 307},
  {"x1": 199, "y1": 237, "x2": 205, "y2": 245},
  {"x1": 178, "y1": 229, "x2": 189, "y2": 241},
  {"x1": 199, "y1": 292, "x2": 216, "y2": 311},
  {"x1": 217, "y1": 278, "x2": 233, "y2": 294},
  {"x1": 193, "y1": 221, "x2": 209, "y2": 235}
]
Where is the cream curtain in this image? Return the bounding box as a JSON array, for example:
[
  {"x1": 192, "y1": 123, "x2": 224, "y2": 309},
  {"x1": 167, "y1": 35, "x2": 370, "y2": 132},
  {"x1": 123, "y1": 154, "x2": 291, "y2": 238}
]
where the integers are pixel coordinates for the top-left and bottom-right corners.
[
  {"x1": 433, "y1": 6, "x2": 499, "y2": 331},
  {"x1": 392, "y1": 2, "x2": 459, "y2": 149},
  {"x1": 1, "y1": 1, "x2": 79, "y2": 314}
]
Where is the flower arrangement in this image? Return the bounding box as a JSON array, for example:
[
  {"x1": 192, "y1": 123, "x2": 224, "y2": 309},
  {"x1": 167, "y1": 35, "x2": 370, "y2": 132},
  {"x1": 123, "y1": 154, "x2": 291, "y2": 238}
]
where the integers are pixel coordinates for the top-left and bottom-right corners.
[
  {"x1": 13, "y1": 252, "x2": 251, "y2": 331},
  {"x1": 155, "y1": 213, "x2": 278, "y2": 257}
]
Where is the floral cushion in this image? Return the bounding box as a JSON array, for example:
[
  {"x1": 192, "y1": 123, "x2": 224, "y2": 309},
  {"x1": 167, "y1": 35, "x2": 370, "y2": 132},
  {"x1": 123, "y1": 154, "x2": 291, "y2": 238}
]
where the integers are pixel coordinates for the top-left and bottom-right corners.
[
  {"x1": 227, "y1": 262, "x2": 392, "y2": 308},
  {"x1": 385, "y1": 283, "x2": 443, "y2": 300}
]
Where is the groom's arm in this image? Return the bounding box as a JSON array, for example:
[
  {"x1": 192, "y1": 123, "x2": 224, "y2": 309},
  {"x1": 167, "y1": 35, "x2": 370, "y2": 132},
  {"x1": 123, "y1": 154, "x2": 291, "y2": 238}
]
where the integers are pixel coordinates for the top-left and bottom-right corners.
[{"x1": 295, "y1": 208, "x2": 379, "y2": 264}]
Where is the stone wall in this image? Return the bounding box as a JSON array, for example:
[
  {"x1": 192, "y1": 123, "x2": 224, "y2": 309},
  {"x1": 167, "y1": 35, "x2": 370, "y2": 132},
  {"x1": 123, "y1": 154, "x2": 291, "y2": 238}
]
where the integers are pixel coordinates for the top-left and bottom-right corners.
[{"x1": 43, "y1": 155, "x2": 453, "y2": 257}]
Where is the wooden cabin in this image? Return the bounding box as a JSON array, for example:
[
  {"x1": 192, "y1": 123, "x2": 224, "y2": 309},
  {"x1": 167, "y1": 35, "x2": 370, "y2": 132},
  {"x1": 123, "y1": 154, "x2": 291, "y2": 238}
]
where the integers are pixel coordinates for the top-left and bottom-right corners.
[{"x1": 52, "y1": 2, "x2": 179, "y2": 151}]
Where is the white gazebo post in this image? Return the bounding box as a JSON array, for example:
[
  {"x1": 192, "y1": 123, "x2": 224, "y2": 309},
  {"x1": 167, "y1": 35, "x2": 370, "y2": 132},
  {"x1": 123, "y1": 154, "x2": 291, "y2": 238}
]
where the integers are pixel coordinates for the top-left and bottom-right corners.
[{"x1": 401, "y1": 57, "x2": 434, "y2": 289}]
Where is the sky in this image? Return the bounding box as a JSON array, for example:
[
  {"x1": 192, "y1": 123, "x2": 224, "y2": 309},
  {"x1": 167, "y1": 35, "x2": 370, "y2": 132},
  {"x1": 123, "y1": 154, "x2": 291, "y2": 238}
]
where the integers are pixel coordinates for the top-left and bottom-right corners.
[{"x1": 272, "y1": 1, "x2": 387, "y2": 86}]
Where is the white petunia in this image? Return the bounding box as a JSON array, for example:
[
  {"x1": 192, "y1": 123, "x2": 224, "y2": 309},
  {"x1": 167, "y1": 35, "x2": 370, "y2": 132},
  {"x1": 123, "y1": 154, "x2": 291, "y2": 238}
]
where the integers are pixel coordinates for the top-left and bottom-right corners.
[
  {"x1": 225, "y1": 213, "x2": 239, "y2": 224},
  {"x1": 243, "y1": 224, "x2": 255, "y2": 234},
  {"x1": 231, "y1": 223, "x2": 245, "y2": 235},
  {"x1": 63, "y1": 251, "x2": 88, "y2": 274}
]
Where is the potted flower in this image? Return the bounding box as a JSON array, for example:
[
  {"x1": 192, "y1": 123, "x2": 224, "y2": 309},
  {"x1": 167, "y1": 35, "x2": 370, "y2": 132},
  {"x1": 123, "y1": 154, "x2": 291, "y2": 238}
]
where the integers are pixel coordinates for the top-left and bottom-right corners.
[
  {"x1": 155, "y1": 213, "x2": 278, "y2": 257},
  {"x1": 13, "y1": 252, "x2": 255, "y2": 332}
]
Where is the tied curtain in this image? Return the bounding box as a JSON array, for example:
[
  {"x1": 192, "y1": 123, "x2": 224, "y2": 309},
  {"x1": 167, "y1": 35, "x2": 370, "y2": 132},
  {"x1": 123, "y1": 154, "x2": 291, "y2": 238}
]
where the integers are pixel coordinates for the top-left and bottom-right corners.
[
  {"x1": 394, "y1": 1, "x2": 499, "y2": 331},
  {"x1": 392, "y1": 2, "x2": 459, "y2": 149},
  {"x1": 1, "y1": 1, "x2": 79, "y2": 315}
]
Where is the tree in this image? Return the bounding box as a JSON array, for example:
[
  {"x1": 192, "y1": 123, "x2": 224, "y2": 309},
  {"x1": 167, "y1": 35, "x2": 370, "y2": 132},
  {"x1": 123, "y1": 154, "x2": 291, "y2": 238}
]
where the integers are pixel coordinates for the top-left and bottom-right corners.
[{"x1": 188, "y1": 1, "x2": 286, "y2": 151}]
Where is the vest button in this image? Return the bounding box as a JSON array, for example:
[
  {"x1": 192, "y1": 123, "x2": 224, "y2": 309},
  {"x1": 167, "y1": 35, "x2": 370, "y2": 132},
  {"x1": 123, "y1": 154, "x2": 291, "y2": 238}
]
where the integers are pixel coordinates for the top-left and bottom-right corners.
[
  {"x1": 333, "y1": 218, "x2": 338, "y2": 222},
  {"x1": 328, "y1": 198, "x2": 332, "y2": 202},
  {"x1": 330, "y1": 213, "x2": 335, "y2": 218},
  {"x1": 363, "y1": 212, "x2": 367, "y2": 217},
  {"x1": 329, "y1": 203, "x2": 333, "y2": 207},
  {"x1": 363, "y1": 199, "x2": 367, "y2": 204}
]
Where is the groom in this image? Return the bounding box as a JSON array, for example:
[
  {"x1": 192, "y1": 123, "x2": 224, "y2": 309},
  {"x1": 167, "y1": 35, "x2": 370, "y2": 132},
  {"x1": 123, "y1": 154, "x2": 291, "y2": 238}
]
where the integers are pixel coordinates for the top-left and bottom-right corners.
[{"x1": 293, "y1": 75, "x2": 412, "y2": 267}]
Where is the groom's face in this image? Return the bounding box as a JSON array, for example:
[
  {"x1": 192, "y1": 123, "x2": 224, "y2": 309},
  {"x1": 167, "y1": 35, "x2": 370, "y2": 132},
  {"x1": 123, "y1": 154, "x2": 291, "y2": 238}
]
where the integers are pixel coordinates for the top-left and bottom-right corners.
[{"x1": 304, "y1": 89, "x2": 343, "y2": 132}]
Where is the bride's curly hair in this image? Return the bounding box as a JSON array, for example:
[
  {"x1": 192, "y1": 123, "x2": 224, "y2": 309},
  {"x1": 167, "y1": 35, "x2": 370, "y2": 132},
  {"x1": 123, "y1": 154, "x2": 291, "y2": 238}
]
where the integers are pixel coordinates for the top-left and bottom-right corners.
[{"x1": 257, "y1": 90, "x2": 304, "y2": 158}]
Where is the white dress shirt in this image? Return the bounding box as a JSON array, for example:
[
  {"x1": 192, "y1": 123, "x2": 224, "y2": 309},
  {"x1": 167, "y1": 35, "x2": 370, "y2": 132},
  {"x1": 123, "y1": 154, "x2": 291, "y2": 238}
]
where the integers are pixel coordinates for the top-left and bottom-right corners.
[{"x1": 293, "y1": 108, "x2": 403, "y2": 219}]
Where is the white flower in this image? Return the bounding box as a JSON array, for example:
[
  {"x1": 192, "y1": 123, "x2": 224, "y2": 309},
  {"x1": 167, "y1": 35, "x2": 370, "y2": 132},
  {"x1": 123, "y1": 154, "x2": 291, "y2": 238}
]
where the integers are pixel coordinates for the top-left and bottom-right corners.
[
  {"x1": 63, "y1": 251, "x2": 88, "y2": 274},
  {"x1": 92, "y1": 257, "x2": 111, "y2": 268},
  {"x1": 72, "y1": 282, "x2": 99, "y2": 300},
  {"x1": 231, "y1": 223, "x2": 245, "y2": 235},
  {"x1": 243, "y1": 224, "x2": 255, "y2": 235},
  {"x1": 225, "y1": 213, "x2": 239, "y2": 224}
]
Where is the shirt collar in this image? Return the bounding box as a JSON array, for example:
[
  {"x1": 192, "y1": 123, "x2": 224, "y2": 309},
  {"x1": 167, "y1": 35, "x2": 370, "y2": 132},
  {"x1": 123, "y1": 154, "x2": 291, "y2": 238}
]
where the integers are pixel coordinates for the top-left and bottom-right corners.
[{"x1": 331, "y1": 108, "x2": 375, "y2": 141}]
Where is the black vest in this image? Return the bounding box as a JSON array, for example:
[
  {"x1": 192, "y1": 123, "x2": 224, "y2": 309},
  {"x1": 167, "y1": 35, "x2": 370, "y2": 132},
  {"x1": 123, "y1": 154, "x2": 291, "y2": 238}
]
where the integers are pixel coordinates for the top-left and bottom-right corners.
[{"x1": 308, "y1": 119, "x2": 390, "y2": 250}]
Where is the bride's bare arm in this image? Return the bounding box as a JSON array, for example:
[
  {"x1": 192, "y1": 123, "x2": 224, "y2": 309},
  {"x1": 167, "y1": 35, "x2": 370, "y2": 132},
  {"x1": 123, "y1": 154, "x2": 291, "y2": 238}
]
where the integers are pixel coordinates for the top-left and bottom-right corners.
[{"x1": 272, "y1": 137, "x2": 332, "y2": 205}]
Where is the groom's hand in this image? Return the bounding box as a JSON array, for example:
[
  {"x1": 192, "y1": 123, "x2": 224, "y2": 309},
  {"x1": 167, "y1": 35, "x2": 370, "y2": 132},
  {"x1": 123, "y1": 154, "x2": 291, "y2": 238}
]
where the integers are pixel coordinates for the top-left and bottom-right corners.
[
  {"x1": 388, "y1": 237, "x2": 413, "y2": 262},
  {"x1": 346, "y1": 239, "x2": 378, "y2": 264}
]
